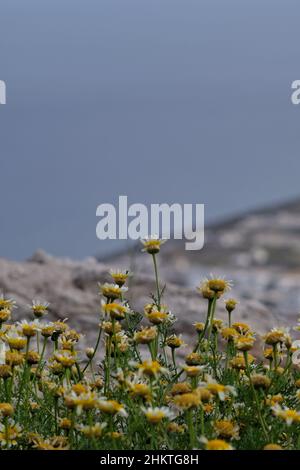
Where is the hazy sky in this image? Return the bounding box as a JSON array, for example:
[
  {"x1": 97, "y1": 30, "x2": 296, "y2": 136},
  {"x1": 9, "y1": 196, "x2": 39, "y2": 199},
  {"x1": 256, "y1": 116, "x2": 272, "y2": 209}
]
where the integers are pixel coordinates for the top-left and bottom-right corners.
[{"x1": 1, "y1": 0, "x2": 300, "y2": 259}]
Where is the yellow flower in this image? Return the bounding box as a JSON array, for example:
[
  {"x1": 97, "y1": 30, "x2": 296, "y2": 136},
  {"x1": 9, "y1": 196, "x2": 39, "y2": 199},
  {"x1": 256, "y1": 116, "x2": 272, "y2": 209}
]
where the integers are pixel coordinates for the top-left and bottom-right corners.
[
  {"x1": 207, "y1": 277, "x2": 232, "y2": 293},
  {"x1": 193, "y1": 322, "x2": 205, "y2": 333},
  {"x1": 142, "y1": 406, "x2": 175, "y2": 424},
  {"x1": 225, "y1": 299, "x2": 238, "y2": 313},
  {"x1": 230, "y1": 353, "x2": 254, "y2": 370},
  {"x1": 214, "y1": 420, "x2": 239, "y2": 440},
  {"x1": 90, "y1": 378, "x2": 104, "y2": 391},
  {"x1": 0, "y1": 365, "x2": 12, "y2": 379},
  {"x1": 166, "y1": 334, "x2": 185, "y2": 349},
  {"x1": 32, "y1": 436, "x2": 69, "y2": 450},
  {"x1": 0, "y1": 295, "x2": 16, "y2": 312},
  {"x1": 98, "y1": 399, "x2": 127, "y2": 417},
  {"x1": 26, "y1": 350, "x2": 40, "y2": 365},
  {"x1": 197, "y1": 284, "x2": 218, "y2": 300},
  {"x1": 202, "y1": 438, "x2": 234, "y2": 450},
  {"x1": 185, "y1": 352, "x2": 203, "y2": 366},
  {"x1": 29, "y1": 401, "x2": 41, "y2": 412},
  {"x1": 295, "y1": 379, "x2": 300, "y2": 388},
  {"x1": 221, "y1": 327, "x2": 239, "y2": 341},
  {"x1": 145, "y1": 311, "x2": 169, "y2": 325},
  {"x1": 141, "y1": 236, "x2": 166, "y2": 254},
  {"x1": 173, "y1": 392, "x2": 201, "y2": 410},
  {"x1": 0, "y1": 309, "x2": 11, "y2": 323},
  {"x1": 134, "y1": 327, "x2": 157, "y2": 345},
  {"x1": 62, "y1": 329, "x2": 81, "y2": 343},
  {"x1": 41, "y1": 324, "x2": 56, "y2": 338},
  {"x1": 54, "y1": 350, "x2": 76, "y2": 368},
  {"x1": 201, "y1": 276, "x2": 233, "y2": 295},
  {"x1": 205, "y1": 377, "x2": 236, "y2": 401},
  {"x1": 203, "y1": 403, "x2": 214, "y2": 414},
  {"x1": 171, "y1": 382, "x2": 192, "y2": 396},
  {"x1": 232, "y1": 322, "x2": 251, "y2": 335},
  {"x1": 17, "y1": 320, "x2": 39, "y2": 338},
  {"x1": 101, "y1": 300, "x2": 129, "y2": 320},
  {"x1": 109, "y1": 269, "x2": 130, "y2": 286},
  {"x1": 5, "y1": 331, "x2": 27, "y2": 350},
  {"x1": 64, "y1": 391, "x2": 99, "y2": 415},
  {"x1": 272, "y1": 405, "x2": 300, "y2": 426},
  {"x1": 99, "y1": 283, "x2": 128, "y2": 300},
  {"x1": 167, "y1": 422, "x2": 187, "y2": 434},
  {"x1": 0, "y1": 420, "x2": 22, "y2": 448},
  {"x1": 182, "y1": 365, "x2": 204, "y2": 377},
  {"x1": 265, "y1": 394, "x2": 283, "y2": 407},
  {"x1": 101, "y1": 321, "x2": 122, "y2": 336},
  {"x1": 5, "y1": 351, "x2": 24, "y2": 366},
  {"x1": 77, "y1": 422, "x2": 107, "y2": 438},
  {"x1": 59, "y1": 418, "x2": 72, "y2": 430},
  {"x1": 71, "y1": 383, "x2": 89, "y2": 395},
  {"x1": 48, "y1": 362, "x2": 64, "y2": 375},
  {"x1": 234, "y1": 335, "x2": 255, "y2": 351},
  {"x1": 52, "y1": 320, "x2": 69, "y2": 335},
  {"x1": 251, "y1": 374, "x2": 271, "y2": 390},
  {"x1": 128, "y1": 382, "x2": 151, "y2": 401},
  {"x1": 196, "y1": 387, "x2": 212, "y2": 403},
  {"x1": 136, "y1": 360, "x2": 168, "y2": 378},
  {"x1": 264, "y1": 328, "x2": 288, "y2": 346},
  {"x1": 30, "y1": 300, "x2": 49, "y2": 318},
  {"x1": 0, "y1": 403, "x2": 14, "y2": 417},
  {"x1": 212, "y1": 319, "x2": 223, "y2": 333},
  {"x1": 263, "y1": 444, "x2": 283, "y2": 450},
  {"x1": 264, "y1": 347, "x2": 274, "y2": 360},
  {"x1": 85, "y1": 347, "x2": 94, "y2": 359}
]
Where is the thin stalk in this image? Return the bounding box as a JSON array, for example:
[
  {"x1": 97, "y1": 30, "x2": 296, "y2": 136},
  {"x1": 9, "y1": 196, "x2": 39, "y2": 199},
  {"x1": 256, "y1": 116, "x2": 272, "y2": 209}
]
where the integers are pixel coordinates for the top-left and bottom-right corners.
[
  {"x1": 193, "y1": 299, "x2": 213, "y2": 352},
  {"x1": 187, "y1": 409, "x2": 196, "y2": 448},
  {"x1": 206, "y1": 295, "x2": 217, "y2": 344},
  {"x1": 171, "y1": 348, "x2": 177, "y2": 373},
  {"x1": 243, "y1": 351, "x2": 268, "y2": 440},
  {"x1": 152, "y1": 254, "x2": 161, "y2": 309},
  {"x1": 82, "y1": 326, "x2": 102, "y2": 374}
]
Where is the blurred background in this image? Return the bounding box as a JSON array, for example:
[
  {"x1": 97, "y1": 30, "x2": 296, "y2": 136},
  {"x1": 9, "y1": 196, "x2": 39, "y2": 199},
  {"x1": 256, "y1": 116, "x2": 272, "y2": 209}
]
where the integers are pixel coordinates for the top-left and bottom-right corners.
[
  {"x1": 1, "y1": 1, "x2": 300, "y2": 337},
  {"x1": 1, "y1": 0, "x2": 300, "y2": 260}
]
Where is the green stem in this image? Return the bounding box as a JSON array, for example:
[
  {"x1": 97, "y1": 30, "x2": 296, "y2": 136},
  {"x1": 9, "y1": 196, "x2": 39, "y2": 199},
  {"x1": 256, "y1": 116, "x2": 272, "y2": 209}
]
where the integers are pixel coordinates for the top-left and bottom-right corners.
[
  {"x1": 243, "y1": 351, "x2": 268, "y2": 440},
  {"x1": 104, "y1": 336, "x2": 112, "y2": 395},
  {"x1": 194, "y1": 299, "x2": 213, "y2": 352},
  {"x1": 187, "y1": 409, "x2": 196, "y2": 448},
  {"x1": 35, "y1": 336, "x2": 47, "y2": 378},
  {"x1": 82, "y1": 326, "x2": 102, "y2": 374},
  {"x1": 152, "y1": 254, "x2": 161, "y2": 309},
  {"x1": 171, "y1": 348, "x2": 177, "y2": 373},
  {"x1": 207, "y1": 295, "x2": 217, "y2": 345}
]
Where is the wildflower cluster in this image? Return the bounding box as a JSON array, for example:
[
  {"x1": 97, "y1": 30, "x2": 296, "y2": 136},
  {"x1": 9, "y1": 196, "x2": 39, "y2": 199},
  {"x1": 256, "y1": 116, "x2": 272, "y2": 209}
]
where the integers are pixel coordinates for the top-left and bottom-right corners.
[{"x1": 1, "y1": 239, "x2": 300, "y2": 450}]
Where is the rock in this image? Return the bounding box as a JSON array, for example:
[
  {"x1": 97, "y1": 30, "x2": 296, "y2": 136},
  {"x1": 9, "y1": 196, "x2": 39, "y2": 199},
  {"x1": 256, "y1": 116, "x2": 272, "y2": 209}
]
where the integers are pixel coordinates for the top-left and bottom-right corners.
[{"x1": 0, "y1": 251, "x2": 290, "y2": 355}]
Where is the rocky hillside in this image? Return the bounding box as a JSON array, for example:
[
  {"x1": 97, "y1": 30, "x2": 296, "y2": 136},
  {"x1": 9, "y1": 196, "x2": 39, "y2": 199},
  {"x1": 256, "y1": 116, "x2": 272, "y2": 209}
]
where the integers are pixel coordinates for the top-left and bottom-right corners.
[
  {"x1": 107, "y1": 197, "x2": 300, "y2": 318},
  {"x1": 0, "y1": 250, "x2": 282, "y2": 353},
  {"x1": 1, "y1": 198, "x2": 300, "y2": 350}
]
